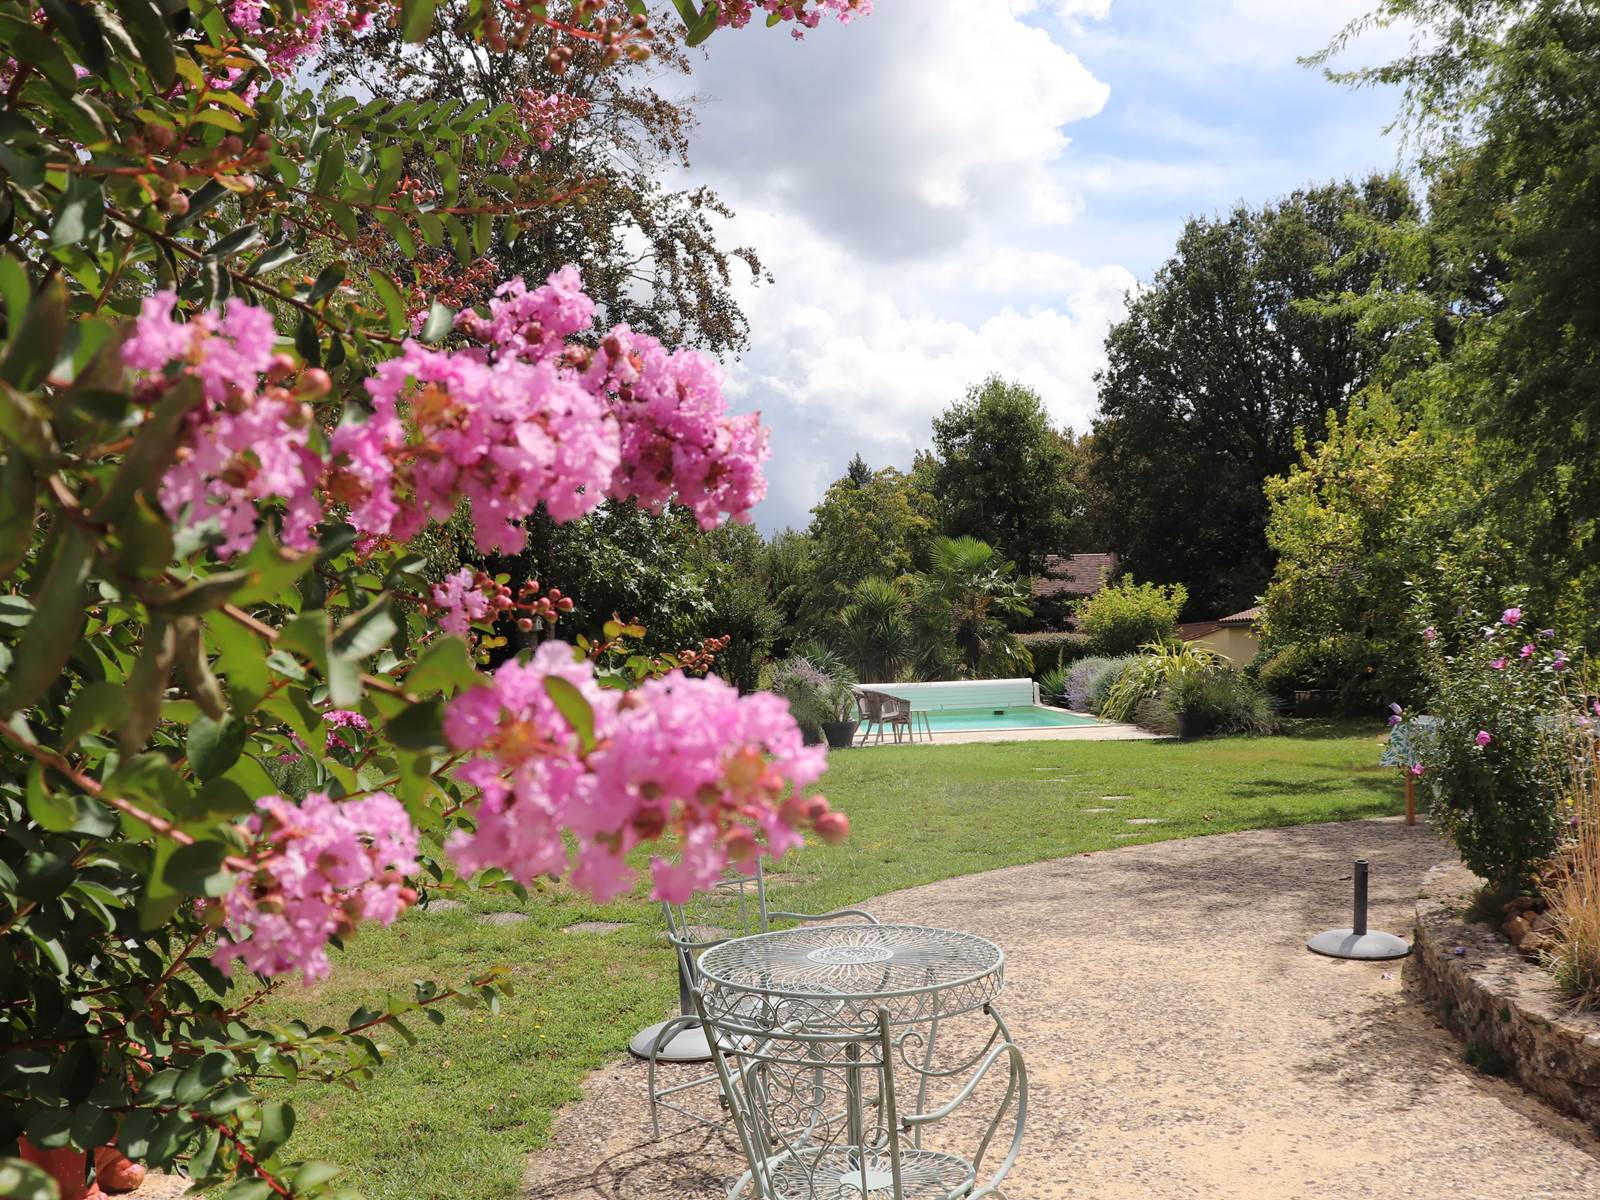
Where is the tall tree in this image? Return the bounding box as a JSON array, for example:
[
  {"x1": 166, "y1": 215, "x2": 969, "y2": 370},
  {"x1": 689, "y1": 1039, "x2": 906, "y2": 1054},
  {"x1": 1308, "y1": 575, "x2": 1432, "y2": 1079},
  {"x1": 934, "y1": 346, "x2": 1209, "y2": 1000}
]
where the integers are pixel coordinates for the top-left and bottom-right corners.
[
  {"x1": 804, "y1": 463, "x2": 936, "y2": 616},
  {"x1": 1321, "y1": 0, "x2": 1600, "y2": 638},
  {"x1": 323, "y1": 21, "x2": 764, "y2": 354},
  {"x1": 1089, "y1": 175, "x2": 1418, "y2": 616},
  {"x1": 930, "y1": 378, "x2": 1080, "y2": 574}
]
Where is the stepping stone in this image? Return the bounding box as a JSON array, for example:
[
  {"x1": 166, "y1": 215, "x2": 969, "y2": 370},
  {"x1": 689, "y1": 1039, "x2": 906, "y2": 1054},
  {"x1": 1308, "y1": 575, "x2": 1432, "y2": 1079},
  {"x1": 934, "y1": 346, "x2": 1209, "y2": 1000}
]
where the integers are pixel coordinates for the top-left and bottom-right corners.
[
  {"x1": 1126, "y1": 818, "x2": 1166, "y2": 825},
  {"x1": 1101, "y1": 795, "x2": 1132, "y2": 801},
  {"x1": 1079, "y1": 807, "x2": 1115, "y2": 814},
  {"x1": 416, "y1": 899, "x2": 465, "y2": 914},
  {"x1": 1113, "y1": 833, "x2": 1139, "y2": 840},
  {"x1": 562, "y1": 921, "x2": 630, "y2": 935},
  {"x1": 479, "y1": 912, "x2": 528, "y2": 926}
]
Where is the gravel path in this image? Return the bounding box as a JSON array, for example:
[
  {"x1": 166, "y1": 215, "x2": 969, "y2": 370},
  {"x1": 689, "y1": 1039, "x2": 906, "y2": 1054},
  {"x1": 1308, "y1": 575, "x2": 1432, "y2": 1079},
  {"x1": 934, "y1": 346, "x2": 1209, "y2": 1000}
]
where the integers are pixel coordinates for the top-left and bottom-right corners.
[{"x1": 523, "y1": 818, "x2": 1600, "y2": 1199}]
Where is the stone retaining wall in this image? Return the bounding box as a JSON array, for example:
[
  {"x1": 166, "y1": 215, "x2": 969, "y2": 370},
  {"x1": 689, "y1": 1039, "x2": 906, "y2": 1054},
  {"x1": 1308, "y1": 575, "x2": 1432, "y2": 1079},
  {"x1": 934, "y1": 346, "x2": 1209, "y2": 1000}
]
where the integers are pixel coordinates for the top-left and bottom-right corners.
[{"x1": 1408, "y1": 860, "x2": 1600, "y2": 1128}]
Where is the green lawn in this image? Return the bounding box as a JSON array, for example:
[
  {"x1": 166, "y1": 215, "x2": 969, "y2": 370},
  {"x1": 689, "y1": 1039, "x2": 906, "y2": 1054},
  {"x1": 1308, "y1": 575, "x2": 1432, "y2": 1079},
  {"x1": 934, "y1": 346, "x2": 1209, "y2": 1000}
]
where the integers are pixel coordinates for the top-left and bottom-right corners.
[{"x1": 260, "y1": 721, "x2": 1399, "y2": 1199}]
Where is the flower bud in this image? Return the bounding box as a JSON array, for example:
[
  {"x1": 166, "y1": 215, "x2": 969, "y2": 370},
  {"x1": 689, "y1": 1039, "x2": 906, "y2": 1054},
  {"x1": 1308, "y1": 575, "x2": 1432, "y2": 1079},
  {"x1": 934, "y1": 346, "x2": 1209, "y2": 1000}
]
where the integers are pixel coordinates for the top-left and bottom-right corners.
[{"x1": 814, "y1": 811, "x2": 850, "y2": 845}]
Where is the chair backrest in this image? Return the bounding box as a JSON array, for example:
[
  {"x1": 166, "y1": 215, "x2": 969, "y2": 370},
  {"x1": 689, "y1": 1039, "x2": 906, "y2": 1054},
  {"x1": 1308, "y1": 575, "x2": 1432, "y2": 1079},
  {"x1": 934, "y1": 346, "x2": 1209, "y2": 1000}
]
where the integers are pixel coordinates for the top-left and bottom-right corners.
[
  {"x1": 879, "y1": 693, "x2": 910, "y2": 719},
  {"x1": 697, "y1": 998, "x2": 904, "y2": 1200},
  {"x1": 854, "y1": 688, "x2": 883, "y2": 722},
  {"x1": 662, "y1": 860, "x2": 771, "y2": 966}
]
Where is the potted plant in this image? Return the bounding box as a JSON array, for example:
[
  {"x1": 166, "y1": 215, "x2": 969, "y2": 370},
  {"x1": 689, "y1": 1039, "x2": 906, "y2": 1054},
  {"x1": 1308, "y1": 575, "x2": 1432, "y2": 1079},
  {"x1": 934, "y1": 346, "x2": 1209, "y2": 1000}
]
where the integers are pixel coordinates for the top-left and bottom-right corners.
[
  {"x1": 1168, "y1": 670, "x2": 1218, "y2": 740},
  {"x1": 820, "y1": 680, "x2": 861, "y2": 750}
]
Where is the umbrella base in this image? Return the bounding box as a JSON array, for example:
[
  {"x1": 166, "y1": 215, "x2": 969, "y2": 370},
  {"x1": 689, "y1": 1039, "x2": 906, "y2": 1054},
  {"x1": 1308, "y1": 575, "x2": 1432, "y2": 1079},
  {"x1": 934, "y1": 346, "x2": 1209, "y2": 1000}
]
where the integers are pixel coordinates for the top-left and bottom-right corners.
[{"x1": 1307, "y1": 927, "x2": 1411, "y2": 960}]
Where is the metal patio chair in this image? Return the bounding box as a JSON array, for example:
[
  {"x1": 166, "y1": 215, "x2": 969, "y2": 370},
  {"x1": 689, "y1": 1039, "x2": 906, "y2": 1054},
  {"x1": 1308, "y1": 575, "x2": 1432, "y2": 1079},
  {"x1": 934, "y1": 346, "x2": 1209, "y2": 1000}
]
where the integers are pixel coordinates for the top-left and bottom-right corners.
[
  {"x1": 643, "y1": 860, "x2": 879, "y2": 1138},
  {"x1": 693, "y1": 995, "x2": 1027, "y2": 1199}
]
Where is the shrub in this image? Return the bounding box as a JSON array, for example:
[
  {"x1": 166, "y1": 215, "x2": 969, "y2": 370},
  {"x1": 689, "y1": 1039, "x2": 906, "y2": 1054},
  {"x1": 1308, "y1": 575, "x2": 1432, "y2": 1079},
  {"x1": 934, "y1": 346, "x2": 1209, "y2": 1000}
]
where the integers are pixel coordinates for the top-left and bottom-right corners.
[
  {"x1": 1065, "y1": 656, "x2": 1115, "y2": 711},
  {"x1": 1084, "y1": 656, "x2": 1139, "y2": 715},
  {"x1": 1077, "y1": 578, "x2": 1187, "y2": 655},
  {"x1": 1133, "y1": 694, "x2": 1179, "y2": 736},
  {"x1": 1170, "y1": 669, "x2": 1281, "y2": 735},
  {"x1": 1421, "y1": 605, "x2": 1581, "y2": 894},
  {"x1": 1548, "y1": 722, "x2": 1600, "y2": 1007},
  {"x1": 769, "y1": 650, "x2": 858, "y2": 741},
  {"x1": 1254, "y1": 635, "x2": 1379, "y2": 713},
  {"x1": 1039, "y1": 666, "x2": 1070, "y2": 706},
  {"x1": 1101, "y1": 642, "x2": 1220, "y2": 724},
  {"x1": 1020, "y1": 631, "x2": 1093, "y2": 675}
]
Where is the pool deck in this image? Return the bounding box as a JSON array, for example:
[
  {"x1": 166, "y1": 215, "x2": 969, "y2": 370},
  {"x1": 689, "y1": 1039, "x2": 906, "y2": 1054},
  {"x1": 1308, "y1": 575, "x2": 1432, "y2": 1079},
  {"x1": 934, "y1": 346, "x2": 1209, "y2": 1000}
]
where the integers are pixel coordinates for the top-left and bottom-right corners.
[{"x1": 855, "y1": 715, "x2": 1161, "y2": 746}]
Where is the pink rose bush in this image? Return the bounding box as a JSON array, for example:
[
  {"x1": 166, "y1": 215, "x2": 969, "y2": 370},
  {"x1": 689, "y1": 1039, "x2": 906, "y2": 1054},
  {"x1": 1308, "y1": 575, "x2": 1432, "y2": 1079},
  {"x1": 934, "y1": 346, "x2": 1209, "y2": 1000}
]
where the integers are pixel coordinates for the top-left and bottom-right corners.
[{"x1": 214, "y1": 792, "x2": 419, "y2": 982}]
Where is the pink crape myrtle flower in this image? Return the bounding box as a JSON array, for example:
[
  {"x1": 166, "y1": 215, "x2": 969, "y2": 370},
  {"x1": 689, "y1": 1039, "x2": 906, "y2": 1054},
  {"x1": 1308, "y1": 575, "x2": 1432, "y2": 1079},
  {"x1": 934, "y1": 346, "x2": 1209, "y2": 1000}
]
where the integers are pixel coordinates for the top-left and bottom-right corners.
[
  {"x1": 215, "y1": 791, "x2": 419, "y2": 982},
  {"x1": 441, "y1": 645, "x2": 840, "y2": 904},
  {"x1": 431, "y1": 567, "x2": 495, "y2": 637},
  {"x1": 127, "y1": 292, "x2": 325, "y2": 557}
]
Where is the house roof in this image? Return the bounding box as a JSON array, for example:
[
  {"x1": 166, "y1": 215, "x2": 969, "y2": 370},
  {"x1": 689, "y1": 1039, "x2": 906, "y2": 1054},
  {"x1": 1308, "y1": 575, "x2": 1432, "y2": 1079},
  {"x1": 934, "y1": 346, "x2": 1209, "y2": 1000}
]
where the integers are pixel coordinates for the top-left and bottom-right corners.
[
  {"x1": 1178, "y1": 607, "x2": 1261, "y2": 642},
  {"x1": 1032, "y1": 552, "x2": 1118, "y2": 599}
]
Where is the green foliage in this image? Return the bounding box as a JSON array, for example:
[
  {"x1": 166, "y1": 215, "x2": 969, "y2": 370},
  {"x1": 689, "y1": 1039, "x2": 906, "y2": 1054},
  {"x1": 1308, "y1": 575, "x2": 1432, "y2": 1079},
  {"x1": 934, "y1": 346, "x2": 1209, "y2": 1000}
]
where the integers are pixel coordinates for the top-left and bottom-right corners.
[
  {"x1": 911, "y1": 536, "x2": 1032, "y2": 679},
  {"x1": 1019, "y1": 631, "x2": 1092, "y2": 676},
  {"x1": 1038, "y1": 666, "x2": 1070, "y2": 707},
  {"x1": 837, "y1": 575, "x2": 914, "y2": 683},
  {"x1": 1091, "y1": 175, "x2": 1420, "y2": 616},
  {"x1": 803, "y1": 461, "x2": 935, "y2": 624},
  {"x1": 1082, "y1": 656, "x2": 1139, "y2": 716},
  {"x1": 1252, "y1": 636, "x2": 1373, "y2": 712},
  {"x1": 767, "y1": 649, "x2": 856, "y2": 741},
  {"x1": 1100, "y1": 641, "x2": 1219, "y2": 724},
  {"x1": 1077, "y1": 577, "x2": 1186, "y2": 656},
  {"x1": 1421, "y1": 606, "x2": 1580, "y2": 892},
  {"x1": 930, "y1": 377, "x2": 1081, "y2": 573}
]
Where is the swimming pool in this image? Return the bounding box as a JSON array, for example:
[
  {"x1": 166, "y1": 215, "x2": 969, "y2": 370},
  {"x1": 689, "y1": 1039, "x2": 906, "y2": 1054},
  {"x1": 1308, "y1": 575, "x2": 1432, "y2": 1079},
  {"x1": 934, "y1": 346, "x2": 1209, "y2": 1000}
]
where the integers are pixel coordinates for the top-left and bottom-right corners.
[{"x1": 921, "y1": 706, "x2": 1100, "y2": 732}]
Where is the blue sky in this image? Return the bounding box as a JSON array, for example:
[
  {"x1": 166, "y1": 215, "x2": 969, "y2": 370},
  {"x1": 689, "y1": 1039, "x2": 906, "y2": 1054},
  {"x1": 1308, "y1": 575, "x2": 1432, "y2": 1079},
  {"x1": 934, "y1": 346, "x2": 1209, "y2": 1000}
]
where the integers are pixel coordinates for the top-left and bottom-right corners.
[{"x1": 674, "y1": 0, "x2": 1414, "y2": 532}]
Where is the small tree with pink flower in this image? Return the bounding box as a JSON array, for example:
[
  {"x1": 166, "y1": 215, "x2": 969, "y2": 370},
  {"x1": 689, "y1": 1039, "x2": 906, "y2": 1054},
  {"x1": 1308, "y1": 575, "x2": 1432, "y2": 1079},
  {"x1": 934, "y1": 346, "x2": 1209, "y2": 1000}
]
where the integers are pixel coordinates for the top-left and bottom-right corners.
[{"x1": 0, "y1": 2, "x2": 868, "y2": 1196}]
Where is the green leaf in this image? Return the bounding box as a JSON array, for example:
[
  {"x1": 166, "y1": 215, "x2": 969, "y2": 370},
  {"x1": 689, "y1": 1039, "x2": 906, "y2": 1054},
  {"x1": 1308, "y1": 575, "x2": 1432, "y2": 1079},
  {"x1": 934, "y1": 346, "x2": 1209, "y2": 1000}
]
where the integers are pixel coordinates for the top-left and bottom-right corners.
[
  {"x1": 219, "y1": 1181, "x2": 273, "y2": 1200},
  {"x1": 112, "y1": 0, "x2": 176, "y2": 88},
  {"x1": 155, "y1": 569, "x2": 250, "y2": 616},
  {"x1": 0, "y1": 254, "x2": 30, "y2": 335},
  {"x1": 307, "y1": 261, "x2": 346, "y2": 303},
  {"x1": 24, "y1": 762, "x2": 75, "y2": 832},
  {"x1": 64, "y1": 681, "x2": 132, "y2": 746},
  {"x1": 50, "y1": 175, "x2": 104, "y2": 248},
  {"x1": 39, "y1": 0, "x2": 109, "y2": 73},
  {"x1": 400, "y1": 0, "x2": 436, "y2": 42},
  {"x1": 0, "y1": 382, "x2": 59, "y2": 465},
  {"x1": 114, "y1": 492, "x2": 174, "y2": 578},
  {"x1": 90, "y1": 376, "x2": 203, "y2": 523},
  {"x1": 406, "y1": 636, "x2": 478, "y2": 696},
  {"x1": 203, "y1": 223, "x2": 262, "y2": 260},
  {"x1": 686, "y1": 3, "x2": 719, "y2": 44},
  {"x1": 169, "y1": 179, "x2": 229, "y2": 232},
  {"x1": 295, "y1": 310, "x2": 321, "y2": 367},
  {"x1": 0, "y1": 452, "x2": 37, "y2": 577},
  {"x1": 384, "y1": 698, "x2": 445, "y2": 751},
  {"x1": 255, "y1": 1101, "x2": 294, "y2": 1161},
  {"x1": 333, "y1": 598, "x2": 397, "y2": 662},
  {"x1": 173, "y1": 1051, "x2": 235, "y2": 1103},
  {"x1": 0, "y1": 1156, "x2": 62, "y2": 1200},
  {"x1": 372, "y1": 271, "x2": 407, "y2": 337},
  {"x1": 0, "y1": 276, "x2": 67, "y2": 393},
  {"x1": 543, "y1": 676, "x2": 595, "y2": 752},
  {"x1": 312, "y1": 139, "x2": 346, "y2": 196},
  {"x1": 229, "y1": 533, "x2": 316, "y2": 606},
  {"x1": 186, "y1": 713, "x2": 245, "y2": 780},
  {"x1": 418, "y1": 301, "x2": 453, "y2": 343},
  {"x1": 204, "y1": 611, "x2": 270, "y2": 713},
  {"x1": 162, "y1": 841, "x2": 234, "y2": 898},
  {"x1": 118, "y1": 617, "x2": 175, "y2": 752},
  {"x1": 0, "y1": 526, "x2": 92, "y2": 718}
]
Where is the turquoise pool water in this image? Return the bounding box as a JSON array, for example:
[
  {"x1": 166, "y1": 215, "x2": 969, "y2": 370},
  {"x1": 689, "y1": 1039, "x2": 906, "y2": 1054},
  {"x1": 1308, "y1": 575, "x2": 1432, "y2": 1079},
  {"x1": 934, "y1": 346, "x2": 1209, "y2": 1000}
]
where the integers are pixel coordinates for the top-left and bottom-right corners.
[{"x1": 921, "y1": 706, "x2": 1099, "y2": 732}]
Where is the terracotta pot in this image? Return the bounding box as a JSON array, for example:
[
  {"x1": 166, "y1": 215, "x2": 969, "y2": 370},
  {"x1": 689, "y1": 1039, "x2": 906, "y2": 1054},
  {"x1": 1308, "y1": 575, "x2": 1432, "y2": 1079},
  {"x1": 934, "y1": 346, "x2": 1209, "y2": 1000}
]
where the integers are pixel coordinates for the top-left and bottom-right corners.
[
  {"x1": 17, "y1": 1139, "x2": 107, "y2": 1200},
  {"x1": 94, "y1": 1147, "x2": 147, "y2": 1193}
]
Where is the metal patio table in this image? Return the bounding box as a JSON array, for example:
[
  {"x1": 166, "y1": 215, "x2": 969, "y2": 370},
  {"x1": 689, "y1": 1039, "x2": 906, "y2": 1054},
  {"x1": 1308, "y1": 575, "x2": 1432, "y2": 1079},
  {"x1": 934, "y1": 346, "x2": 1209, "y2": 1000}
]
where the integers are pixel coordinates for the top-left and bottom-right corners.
[{"x1": 693, "y1": 923, "x2": 1027, "y2": 1199}]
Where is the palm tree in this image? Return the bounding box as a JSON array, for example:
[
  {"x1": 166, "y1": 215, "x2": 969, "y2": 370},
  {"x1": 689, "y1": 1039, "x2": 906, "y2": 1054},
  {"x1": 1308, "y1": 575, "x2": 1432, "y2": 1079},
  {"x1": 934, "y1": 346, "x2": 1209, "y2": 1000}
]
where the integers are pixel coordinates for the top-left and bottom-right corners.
[
  {"x1": 837, "y1": 575, "x2": 914, "y2": 682},
  {"x1": 914, "y1": 536, "x2": 1033, "y2": 678}
]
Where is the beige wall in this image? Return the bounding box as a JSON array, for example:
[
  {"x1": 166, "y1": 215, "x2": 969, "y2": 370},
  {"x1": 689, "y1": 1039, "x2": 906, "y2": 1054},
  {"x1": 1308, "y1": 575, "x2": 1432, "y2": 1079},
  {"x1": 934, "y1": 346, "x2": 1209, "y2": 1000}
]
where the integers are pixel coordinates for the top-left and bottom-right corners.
[{"x1": 1186, "y1": 626, "x2": 1260, "y2": 667}]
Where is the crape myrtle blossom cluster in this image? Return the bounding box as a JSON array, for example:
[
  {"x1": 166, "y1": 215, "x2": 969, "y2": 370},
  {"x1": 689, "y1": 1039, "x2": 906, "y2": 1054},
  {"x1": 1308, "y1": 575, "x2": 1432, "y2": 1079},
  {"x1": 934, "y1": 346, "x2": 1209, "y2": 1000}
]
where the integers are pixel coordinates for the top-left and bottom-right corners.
[
  {"x1": 214, "y1": 791, "x2": 420, "y2": 982},
  {"x1": 443, "y1": 642, "x2": 848, "y2": 905},
  {"x1": 125, "y1": 270, "x2": 809, "y2": 982},
  {"x1": 130, "y1": 265, "x2": 768, "y2": 560},
  {"x1": 717, "y1": 0, "x2": 873, "y2": 39}
]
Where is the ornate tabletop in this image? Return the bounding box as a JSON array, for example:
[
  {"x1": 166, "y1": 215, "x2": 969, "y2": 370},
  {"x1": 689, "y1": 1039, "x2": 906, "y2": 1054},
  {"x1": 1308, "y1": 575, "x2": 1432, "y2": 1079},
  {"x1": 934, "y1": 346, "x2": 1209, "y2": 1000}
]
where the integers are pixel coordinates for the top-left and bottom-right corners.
[{"x1": 695, "y1": 923, "x2": 1004, "y2": 1028}]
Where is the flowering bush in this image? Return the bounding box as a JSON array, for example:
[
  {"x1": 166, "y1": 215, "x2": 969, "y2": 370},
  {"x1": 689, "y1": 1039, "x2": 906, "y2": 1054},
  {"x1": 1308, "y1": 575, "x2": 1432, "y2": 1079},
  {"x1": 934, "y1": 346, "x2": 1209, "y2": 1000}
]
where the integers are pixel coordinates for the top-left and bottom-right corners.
[
  {"x1": 1419, "y1": 604, "x2": 1584, "y2": 894},
  {"x1": 0, "y1": 1, "x2": 866, "y2": 1196}
]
